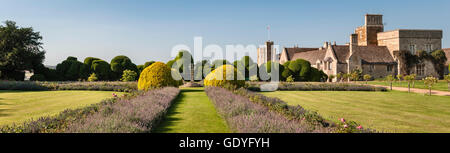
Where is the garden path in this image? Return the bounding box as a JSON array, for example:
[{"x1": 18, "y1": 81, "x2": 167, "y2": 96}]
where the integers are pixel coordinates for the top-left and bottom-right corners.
[
  {"x1": 154, "y1": 88, "x2": 230, "y2": 133},
  {"x1": 370, "y1": 84, "x2": 450, "y2": 96}
]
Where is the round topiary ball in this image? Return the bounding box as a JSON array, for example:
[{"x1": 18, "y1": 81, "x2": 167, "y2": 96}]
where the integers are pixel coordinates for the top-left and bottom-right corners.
[
  {"x1": 204, "y1": 64, "x2": 245, "y2": 88},
  {"x1": 138, "y1": 62, "x2": 179, "y2": 91}
]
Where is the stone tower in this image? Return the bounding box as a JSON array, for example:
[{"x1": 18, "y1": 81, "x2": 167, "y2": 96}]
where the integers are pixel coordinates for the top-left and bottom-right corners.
[
  {"x1": 355, "y1": 14, "x2": 384, "y2": 46},
  {"x1": 257, "y1": 41, "x2": 274, "y2": 66}
]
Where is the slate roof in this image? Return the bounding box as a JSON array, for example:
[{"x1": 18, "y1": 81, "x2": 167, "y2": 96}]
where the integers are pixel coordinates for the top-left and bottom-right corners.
[
  {"x1": 284, "y1": 47, "x2": 318, "y2": 60},
  {"x1": 290, "y1": 49, "x2": 326, "y2": 64},
  {"x1": 289, "y1": 45, "x2": 396, "y2": 64},
  {"x1": 352, "y1": 46, "x2": 396, "y2": 64}
]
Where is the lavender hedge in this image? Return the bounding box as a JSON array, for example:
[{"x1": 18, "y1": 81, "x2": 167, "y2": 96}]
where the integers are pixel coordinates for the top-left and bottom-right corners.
[
  {"x1": 39, "y1": 81, "x2": 138, "y2": 92},
  {"x1": 205, "y1": 87, "x2": 331, "y2": 133},
  {"x1": 66, "y1": 87, "x2": 179, "y2": 133},
  {"x1": 247, "y1": 82, "x2": 387, "y2": 92},
  {"x1": 0, "y1": 81, "x2": 137, "y2": 92},
  {"x1": 0, "y1": 87, "x2": 180, "y2": 133},
  {"x1": 231, "y1": 87, "x2": 376, "y2": 133}
]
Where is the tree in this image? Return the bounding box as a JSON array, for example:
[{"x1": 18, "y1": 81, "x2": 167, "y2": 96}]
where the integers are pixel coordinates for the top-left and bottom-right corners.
[
  {"x1": 121, "y1": 69, "x2": 138, "y2": 82},
  {"x1": 56, "y1": 57, "x2": 88, "y2": 81},
  {"x1": 386, "y1": 75, "x2": 395, "y2": 90},
  {"x1": 363, "y1": 74, "x2": 372, "y2": 84},
  {"x1": 404, "y1": 75, "x2": 415, "y2": 93},
  {"x1": 91, "y1": 60, "x2": 112, "y2": 81},
  {"x1": 423, "y1": 76, "x2": 438, "y2": 96},
  {"x1": 396, "y1": 74, "x2": 403, "y2": 85},
  {"x1": 411, "y1": 74, "x2": 417, "y2": 88},
  {"x1": 343, "y1": 73, "x2": 350, "y2": 82},
  {"x1": 444, "y1": 74, "x2": 450, "y2": 91},
  {"x1": 328, "y1": 74, "x2": 335, "y2": 82},
  {"x1": 336, "y1": 72, "x2": 343, "y2": 82},
  {"x1": 110, "y1": 55, "x2": 138, "y2": 80},
  {"x1": 84, "y1": 57, "x2": 100, "y2": 74},
  {"x1": 288, "y1": 59, "x2": 311, "y2": 81},
  {"x1": 144, "y1": 61, "x2": 155, "y2": 68},
  {"x1": 0, "y1": 21, "x2": 46, "y2": 80}
]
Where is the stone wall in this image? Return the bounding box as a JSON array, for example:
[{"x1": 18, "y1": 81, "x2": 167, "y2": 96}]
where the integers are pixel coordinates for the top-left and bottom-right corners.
[{"x1": 361, "y1": 64, "x2": 396, "y2": 79}]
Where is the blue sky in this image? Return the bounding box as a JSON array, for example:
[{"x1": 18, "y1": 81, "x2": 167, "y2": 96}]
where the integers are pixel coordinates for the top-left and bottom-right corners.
[{"x1": 1, "y1": 0, "x2": 449, "y2": 65}]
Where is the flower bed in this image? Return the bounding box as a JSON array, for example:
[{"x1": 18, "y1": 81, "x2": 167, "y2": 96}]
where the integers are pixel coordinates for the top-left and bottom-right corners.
[
  {"x1": 40, "y1": 81, "x2": 138, "y2": 92},
  {"x1": 231, "y1": 87, "x2": 376, "y2": 133},
  {"x1": 0, "y1": 81, "x2": 137, "y2": 92},
  {"x1": 0, "y1": 87, "x2": 180, "y2": 133},
  {"x1": 205, "y1": 87, "x2": 331, "y2": 133},
  {"x1": 247, "y1": 82, "x2": 387, "y2": 92}
]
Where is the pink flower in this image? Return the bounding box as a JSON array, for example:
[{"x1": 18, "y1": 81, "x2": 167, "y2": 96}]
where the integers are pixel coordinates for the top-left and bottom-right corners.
[
  {"x1": 343, "y1": 124, "x2": 348, "y2": 128},
  {"x1": 340, "y1": 118, "x2": 345, "y2": 123},
  {"x1": 357, "y1": 126, "x2": 363, "y2": 129},
  {"x1": 302, "y1": 117, "x2": 306, "y2": 121},
  {"x1": 112, "y1": 93, "x2": 118, "y2": 98}
]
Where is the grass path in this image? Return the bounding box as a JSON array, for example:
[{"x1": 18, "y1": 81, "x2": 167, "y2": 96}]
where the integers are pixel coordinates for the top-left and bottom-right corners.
[
  {"x1": 263, "y1": 90, "x2": 450, "y2": 133},
  {"x1": 154, "y1": 88, "x2": 230, "y2": 133},
  {"x1": 0, "y1": 90, "x2": 121, "y2": 125}
]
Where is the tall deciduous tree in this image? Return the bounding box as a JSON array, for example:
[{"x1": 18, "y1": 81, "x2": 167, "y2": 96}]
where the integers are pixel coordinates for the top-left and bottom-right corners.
[{"x1": 0, "y1": 21, "x2": 45, "y2": 80}]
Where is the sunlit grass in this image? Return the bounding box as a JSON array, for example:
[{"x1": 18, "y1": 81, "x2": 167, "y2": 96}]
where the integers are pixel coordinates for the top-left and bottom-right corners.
[
  {"x1": 263, "y1": 90, "x2": 450, "y2": 133},
  {"x1": 0, "y1": 90, "x2": 122, "y2": 125}
]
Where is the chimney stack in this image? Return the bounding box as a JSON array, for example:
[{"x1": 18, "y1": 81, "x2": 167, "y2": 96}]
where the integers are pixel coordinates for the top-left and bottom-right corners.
[{"x1": 350, "y1": 34, "x2": 358, "y2": 54}]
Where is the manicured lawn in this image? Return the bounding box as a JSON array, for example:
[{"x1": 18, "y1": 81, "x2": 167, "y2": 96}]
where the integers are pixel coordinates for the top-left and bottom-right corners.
[
  {"x1": 155, "y1": 88, "x2": 230, "y2": 133},
  {"x1": 367, "y1": 80, "x2": 450, "y2": 92},
  {"x1": 0, "y1": 90, "x2": 121, "y2": 125},
  {"x1": 262, "y1": 90, "x2": 450, "y2": 133}
]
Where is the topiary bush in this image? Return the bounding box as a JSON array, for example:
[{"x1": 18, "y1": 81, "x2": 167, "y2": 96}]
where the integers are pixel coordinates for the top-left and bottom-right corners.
[
  {"x1": 110, "y1": 55, "x2": 138, "y2": 80},
  {"x1": 30, "y1": 74, "x2": 46, "y2": 81},
  {"x1": 204, "y1": 64, "x2": 245, "y2": 88},
  {"x1": 91, "y1": 60, "x2": 112, "y2": 81},
  {"x1": 138, "y1": 62, "x2": 179, "y2": 91}
]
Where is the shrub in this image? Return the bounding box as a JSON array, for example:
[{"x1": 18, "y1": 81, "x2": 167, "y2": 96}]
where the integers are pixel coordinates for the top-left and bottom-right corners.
[
  {"x1": 247, "y1": 82, "x2": 386, "y2": 92},
  {"x1": 0, "y1": 81, "x2": 48, "y2": 91},
  {"x1": 204, "y1": 65, "x2": 245, "y2": 88},
  {"x1": 110, "y1": 55, "x2": 138, "y2": 80},
  {"x1": 138, "y1": 62, "x2": 179, "y2": 91},
  {"x1": 91, "y1": 60, "x2": 112, "y2": 81},
  {"x1": 56, "y1": 56, "x2": 88, "y2": 81},
  {"x1": 121, "y1": 70, "x2": 138, "y2": 82},
  {"x1": 286, "y1": 75, "x2": 294, "y2": 83},
  {"x1": 88, "y1": 73, "x2": 98, "y2": 82},
  {"x1": 84, "y1": 57, "x2": 100, "y2": 74},
  {"x1": 30, "y1": 74, "x2": 46, "y2": 81}
]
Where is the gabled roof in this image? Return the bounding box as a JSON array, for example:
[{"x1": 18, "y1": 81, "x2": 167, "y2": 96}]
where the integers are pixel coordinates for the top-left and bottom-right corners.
[
  {"x1": 290, "y1": 49, "x2": 326, "y2": 64},
  {"x1": 331, "y1": 45, "x2": 350, "y2": 64},
  {"x1": 352, "y1": 46, "x2": 396, "y2": 64},
  {"x1": 444, "y1": 48, "x2": 450, "y2": 66},
  {"x1": 284, "y1": 47, "x2": 318, "y2": 60}
]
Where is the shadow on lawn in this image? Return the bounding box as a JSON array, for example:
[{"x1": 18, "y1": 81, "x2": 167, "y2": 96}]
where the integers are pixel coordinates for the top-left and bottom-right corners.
[
  {"x1": 153, "y1": 89, "x2": 204, "y2": 133},
  {"x1": 0, "y1": 109, "x2": 13, "y2": 117}
]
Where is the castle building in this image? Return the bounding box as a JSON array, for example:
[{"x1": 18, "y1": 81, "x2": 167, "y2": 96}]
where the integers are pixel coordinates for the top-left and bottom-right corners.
[
  {"x1": 259, "y1": 14, "x2": 445, "y2": 81},
  {"x1": 257, "y1": 41, "x2": 277, "y2": 66}
]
